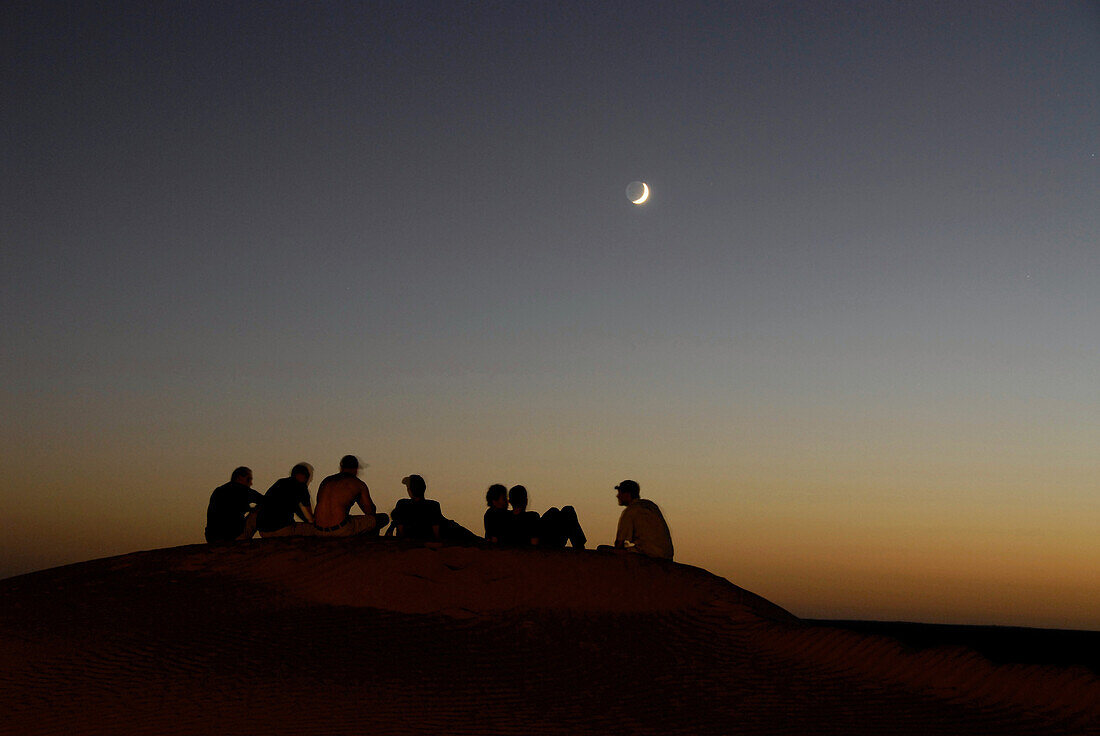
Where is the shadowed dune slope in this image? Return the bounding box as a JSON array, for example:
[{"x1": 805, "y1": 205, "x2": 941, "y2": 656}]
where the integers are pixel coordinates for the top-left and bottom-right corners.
[{"x1": 1, "y1": 538, "x2": 1097, "y2": 736}]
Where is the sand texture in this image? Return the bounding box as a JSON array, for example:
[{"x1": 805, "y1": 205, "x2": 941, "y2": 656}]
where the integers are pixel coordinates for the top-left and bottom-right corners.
[{"x1": 1, "y1": 538, "x2": 1097, "y2": 735}]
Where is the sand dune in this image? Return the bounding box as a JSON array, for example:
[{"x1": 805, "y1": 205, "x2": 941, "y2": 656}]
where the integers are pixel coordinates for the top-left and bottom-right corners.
[{"x1": 1, "y1": 537, "x2": 1096, "y2": 735}]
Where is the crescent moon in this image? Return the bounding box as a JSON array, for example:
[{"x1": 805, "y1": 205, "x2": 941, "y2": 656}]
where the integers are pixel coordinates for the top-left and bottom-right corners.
[{"x1": 631, "y1": 182, "x2": 650, "y2": 205}]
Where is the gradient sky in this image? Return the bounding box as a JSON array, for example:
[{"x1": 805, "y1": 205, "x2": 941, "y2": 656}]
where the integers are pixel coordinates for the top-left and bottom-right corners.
[{"x1": 2, "y1": 1, "x2": 1097, "y2": 630}]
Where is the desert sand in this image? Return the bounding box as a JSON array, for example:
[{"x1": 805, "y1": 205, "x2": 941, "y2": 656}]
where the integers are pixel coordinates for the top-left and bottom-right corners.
[{"x1": 1, "y1": 537, "x2": 1097, "y2": 735}]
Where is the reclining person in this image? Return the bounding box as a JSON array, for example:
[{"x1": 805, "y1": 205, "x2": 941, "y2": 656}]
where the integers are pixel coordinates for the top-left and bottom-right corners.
[
  {"x1": 312, "y1": 455, "x2": 388, "y2": 536},
  {"x1": 257, "y1": 463, "x2": 315, "y2": 538}
]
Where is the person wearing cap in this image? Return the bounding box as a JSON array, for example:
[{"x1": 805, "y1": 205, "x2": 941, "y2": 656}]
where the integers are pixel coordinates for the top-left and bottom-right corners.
[
  {"x1": 205, "y1": 466, "x2": 263, "y2": 543},
  {"x1": 613, "y1": 480, "x2": 674, "y2": 560},
  {"x1": 388, "y1": 474, "x2": 444, "y2": 541},
  {"x1": 312, "y1": 455, "x2": 389, "y2": 536},
  {"x1": 257, "y1": 463, "x2": 315, "y2": 537}
]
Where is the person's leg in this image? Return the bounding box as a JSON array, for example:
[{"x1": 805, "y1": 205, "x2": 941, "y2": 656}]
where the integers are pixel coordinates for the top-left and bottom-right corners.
[
  {"x1": 235, "y1": 510, "x2": 259, "y2": 541},
  {"x1": 260, "y1": 522, "x2": 314, "y2": 538},
  {"x1": 441, "y1": 519, "x2": 482, "y2": 544},
  {"x1": 345, "y1": 513, "x2": 389, "y2": 536},
  {"x1": 539, "y1": 508, "x2": 567, "y2": 548},
  {"x1": 560, "y1": 506, "x2": 586, "y2": 549}
]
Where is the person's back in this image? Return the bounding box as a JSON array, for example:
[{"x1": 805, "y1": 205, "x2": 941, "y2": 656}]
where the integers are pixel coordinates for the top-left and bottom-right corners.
[
  {"x1": 205, "y1": 467, "x2": 263, "y2": 543},
  {"x1": 508, "y1": 510, "x2": 541, "y2": 546},
  {"x1": 391, "y1": 497, "x2": 443, "y2": 541},
  {"x1": 313, "y1": 455, "x2": 388, "y2": 536},
  {"x1": 505, "y1": 485, "x2": 540, "y2": 546},
  {"x1": 314, "y1": 472, "x2": 367, "y2": 527},
  {"x1": 257, "y1": 464, "x2": 313, "y2": 535}
]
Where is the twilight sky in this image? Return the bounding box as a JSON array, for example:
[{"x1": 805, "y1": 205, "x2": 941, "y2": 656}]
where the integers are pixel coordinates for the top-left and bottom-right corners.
[{"x1": 2, "y1": 1, "x2": 1097, "y2": 629}]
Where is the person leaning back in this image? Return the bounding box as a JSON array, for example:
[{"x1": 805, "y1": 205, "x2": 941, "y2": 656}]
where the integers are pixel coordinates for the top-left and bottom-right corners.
[{"x1": 313, "y1": 455, "x2": 389, "y2": 536}]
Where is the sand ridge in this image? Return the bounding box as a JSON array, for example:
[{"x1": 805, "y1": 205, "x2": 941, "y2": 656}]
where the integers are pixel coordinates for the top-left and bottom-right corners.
[{"x1": 1, "y1": 538, "x2": 1097, "y2": 735}]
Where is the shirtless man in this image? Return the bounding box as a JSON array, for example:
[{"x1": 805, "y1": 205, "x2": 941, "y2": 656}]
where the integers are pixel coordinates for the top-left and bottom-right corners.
[{"x1": 313, "y1": 455, "x2": 389, "y2": 536}]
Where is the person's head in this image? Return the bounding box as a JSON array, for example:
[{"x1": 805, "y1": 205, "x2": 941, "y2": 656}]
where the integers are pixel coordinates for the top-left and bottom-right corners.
[
  {"x1": 508, "y1": 485, "x2": 528, "y2": 511},
  {"x1": 339, "y1": 455, "x2": 362, "y2": 474},
  {"x1": 486, "y1": 484, "x2": 508, "y2": 509},
  {"x1": 231, "y1": 466, "x2": 253, "y2": 486},
  {"x1": 615, "y1": 479, "x2": 640, "y2": 507},
  {"x1": 402, "y1": 474, "x2": 426, "y2": 499},
  {"x1": 290, "y1": 463, "x2": 312, "y2": 484}
]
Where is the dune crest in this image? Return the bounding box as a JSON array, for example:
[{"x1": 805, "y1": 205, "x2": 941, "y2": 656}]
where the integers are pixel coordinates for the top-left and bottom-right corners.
[
  {"x1": 170, "y1": 536, "x2": 795, "y2": 619},
  {"x1": 1, "y1": 539, "x2": 1096, "y2": 735}
]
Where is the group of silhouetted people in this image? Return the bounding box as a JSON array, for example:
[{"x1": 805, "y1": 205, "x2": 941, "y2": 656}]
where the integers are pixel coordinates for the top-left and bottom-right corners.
[
  {"x1": 205, "y1": 454, "x2": 673, "y2": 559},
  {"x1": 482, "y1": 484, "x2": 587, "y2": 549}
]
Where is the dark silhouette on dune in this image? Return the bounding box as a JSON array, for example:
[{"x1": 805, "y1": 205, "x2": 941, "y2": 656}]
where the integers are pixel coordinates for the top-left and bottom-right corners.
[
  {"x1": 257, "y1": 463, "x2": 315, "y2": 537},
  {"x1": 389, "y1": 474, "x2": 481, "y2": 544},
  {"x1": 204, "y1": 466, "x2": 262, "y2": 543},
  {"x1": 313, "y1": 455, "x2": 388, "y2": 536}
]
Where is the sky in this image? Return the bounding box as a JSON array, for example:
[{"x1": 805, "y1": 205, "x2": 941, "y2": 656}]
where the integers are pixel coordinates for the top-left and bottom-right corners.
[{"x1": 2, "y1": 1, "x2": 1097, "y2": 630}]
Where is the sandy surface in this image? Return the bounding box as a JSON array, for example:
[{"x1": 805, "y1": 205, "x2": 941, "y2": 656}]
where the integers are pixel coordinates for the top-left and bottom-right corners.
[{"x1": 1, "y1": 537, "x2": 1097, "y2": 735}]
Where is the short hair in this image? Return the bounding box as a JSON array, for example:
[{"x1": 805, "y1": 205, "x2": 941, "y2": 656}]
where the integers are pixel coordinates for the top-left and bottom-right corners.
[
  {"x1": 290, "y1": 463, "x2": 311, "y2": 480},
  {"x1": 231, "y1": 466, "x2": 252, "y2": 482},
  {"x1": 403, "y1": 474, "x2": 426, "y2": 497},
  {"x1": 486, "y1": 484, "x2": 507, "y2": 506},
  {"x1": 339, "y1": 455, "x2": 360, "y2": 471},
  {"x1": 615, "y1": 479, "x2": 640, "y2": 499},
  {"x1": 508, "y1": 485, "x2": 528, "y2": 509}
]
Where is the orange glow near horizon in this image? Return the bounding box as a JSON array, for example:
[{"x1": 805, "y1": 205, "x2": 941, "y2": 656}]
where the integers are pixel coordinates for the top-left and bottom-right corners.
[{"x1": 3, "y1": 431, "x2": 1097, "y2": 631}]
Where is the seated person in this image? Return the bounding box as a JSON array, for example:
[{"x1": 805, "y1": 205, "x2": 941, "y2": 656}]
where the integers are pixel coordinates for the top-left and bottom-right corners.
[
  {"x1": 257, "y1": 463, "x2": 315, "y2": 537},
  {"x1": 205, "y1": 466, "x2": 263, "y2": 543},
  {"x1": 312, "y1": 455, "x2": 389, "y2": 536},
  {"x1": 539, "y1": 504, "x2": 587, "y2": 549},
  {"x1": 390, "y1": 474, "x2": 444, "y2": 541},
  {"x1": 506, "y1": 485, "x2": 541, "y2": 546},
  {"x1": 613, "y1": 479, "x2": 674, "y2": 560},
  {"x1": 483, "y1": 483, "x2": 511, "y2": 543}
]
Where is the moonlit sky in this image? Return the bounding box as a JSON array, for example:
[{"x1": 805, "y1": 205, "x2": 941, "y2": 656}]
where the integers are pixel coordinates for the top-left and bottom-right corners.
[{"x1": 2, "y1": 1, "x2": 1097, "y2": 629}]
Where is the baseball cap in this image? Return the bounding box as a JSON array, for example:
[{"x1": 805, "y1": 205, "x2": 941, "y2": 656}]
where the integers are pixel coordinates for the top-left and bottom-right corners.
[{"x1": 615, "y1": 479, "x2": 640, "y2": 495}]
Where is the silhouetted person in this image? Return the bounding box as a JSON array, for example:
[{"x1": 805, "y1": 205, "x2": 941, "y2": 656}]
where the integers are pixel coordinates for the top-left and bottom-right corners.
[
  {"x1": 390, "y1": 474, "x2": 443, "y2": 541},
  {"x1": 613, "y1": 479, "x2": 674, "y2": 560},
  {"x1": 313, "y1": 455, "x2": 388, "y2": 536},
  {"x1": 391, "y1": 474, "x2": 480, "y2": 544},
  {"x1": 506, "y1": 485, "x2": 541, "y2": 546},
  {"x1": 205, "y1": 466, "x2": 263, "y2": 543},
  {"x1": 484, "y1": 484, "x2": 511, "y2": 543},
  {"x1": 257, "y1": 463, "x2": 315, "y2": 537}
]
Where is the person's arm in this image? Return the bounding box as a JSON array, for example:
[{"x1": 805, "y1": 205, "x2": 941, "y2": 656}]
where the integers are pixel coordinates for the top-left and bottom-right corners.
[
  {"x1": 355, "y1": 484, "x2": 376, "y2": 516},
  {"x1": 614, "y1": 509, "x2": 633, "y2": 548},
  {"x1": 431, "y1": 502, "x2": 443, "y2": 540},
  {"x1": 297, "y1": 503, "x2": 315, "y2": 524}
]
